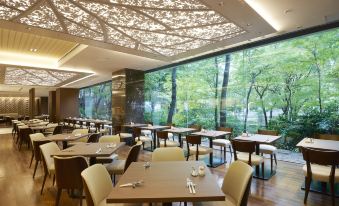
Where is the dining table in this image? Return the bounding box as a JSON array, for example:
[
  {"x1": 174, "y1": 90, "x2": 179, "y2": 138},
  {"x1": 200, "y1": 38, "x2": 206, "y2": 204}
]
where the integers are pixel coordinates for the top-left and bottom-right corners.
[
  {"x1": 163, "y1": 127, "x2": 197, "y2": 147},
  {"x1": 40, "y1": 133, "x2": 89, "y2": 149},
  {"x1": 51, "y1": 142, "x2": 125, "y2": 165},
  {"x1": 191, "y1": 130, "x2": 230, "y2": 168},
  {"x1": 296, "y1": 138, "x2": 339, "y2": 197},
  {"x1": 234, "y1": 134, "x2": 281, "y2": 180},
  {"x1": 30, "y1": 124, "x2": 56, "y2": 133},
  {"x1": 139, "y1": 125, "x2": 171, "y2": 150},
  {"x1": 106, "y1": 161, "x2": 225, "y2": 206}
]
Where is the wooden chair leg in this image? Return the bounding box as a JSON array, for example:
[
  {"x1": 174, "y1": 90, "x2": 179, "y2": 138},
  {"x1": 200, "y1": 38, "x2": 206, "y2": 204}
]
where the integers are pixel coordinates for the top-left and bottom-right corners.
[
  {"x1": 29, "y1": 152, "x2": 34, "y2": 168},
  {"x1": 55, "y1": 188, "x2": 62, "y2": 206},
  {"x1": 113, "y1": 174, "x2": 116, "y2": 186},
  {"x1": 229, "y1": 145, "x2": 233, "y2": 163},
  {"x1": 304, "y1": 177, "x2": 311, "y2": 204},
  {"x1": 41, "y1": 172, "x2": 48, "y2": 194},
  {"x1": 261, "y1": 162, "x2": 265, "y2": 178},
  {"x1": 33, "y1": 160, "x2": 39, "y2": 178},
  {"x1": 270, "y1": 154, "x2": 273, "y2": 174}
]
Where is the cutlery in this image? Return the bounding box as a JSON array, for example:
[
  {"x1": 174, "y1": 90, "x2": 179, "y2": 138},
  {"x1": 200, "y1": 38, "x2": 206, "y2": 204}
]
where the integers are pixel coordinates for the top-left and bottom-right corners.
[
  {"x1": 119, "y1": 180, "x2": 144, "y2": 188},
  {"x1": 95, "y1": 148, "x2": 102, "y2": 154},
  {"x1": 186, "y1": 178, "x2": 192, "y2": 193},
  {"x1": 188, "y1": 178, "x2": 196, "y2": 194}
]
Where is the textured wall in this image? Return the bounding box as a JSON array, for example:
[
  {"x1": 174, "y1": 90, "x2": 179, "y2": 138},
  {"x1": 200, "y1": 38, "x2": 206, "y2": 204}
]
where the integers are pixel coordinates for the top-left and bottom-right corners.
[{"x1": 0, "y1": 97, "x2": 29, "y2": 115}]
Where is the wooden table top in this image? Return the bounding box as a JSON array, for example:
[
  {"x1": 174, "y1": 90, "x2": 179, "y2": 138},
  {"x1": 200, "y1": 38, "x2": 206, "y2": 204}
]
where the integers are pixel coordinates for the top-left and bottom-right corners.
[
  {"x1": 52, "y1": 142, "x2": 125, "y2": 157},
  {"x1": 140, "y1": 125, "x2": 170, "y2": 130},
  {"x1": 30, "y1": 125, "x2": 56, "y2": 131},
  {"x1": 296, "y1": 138, "x2": 339, "y2": 151},
  {"x1": 163, "y1": 127, "x2": 197, "y2": 134},
  {"x1": 41, "y1": 133, "x2": 88, "y2": 142},
  {"x1": 234, "y1": 134, "x2": 281, "y2": 144},
  {"x1": 106, "y1": 161, "x2": 225, "y2": 203},
  {"x1": 192, "y1": 130, "x2": 230, "y2": 138},
  {"x1": 122, "y1": 123, "x2": 147, "y2": 128}
]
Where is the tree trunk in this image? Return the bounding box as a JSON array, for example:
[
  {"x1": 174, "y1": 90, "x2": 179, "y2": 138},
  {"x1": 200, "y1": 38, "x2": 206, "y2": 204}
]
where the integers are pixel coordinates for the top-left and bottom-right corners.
[
  {"x1": 219, "y1": 54, "x2": 231, "y2": 127},
  {"x1": 167, "y1": 67, "x2": 177, "y2": 124},
  {"x1": 244, "y1": 84, "x2": 253, "y2": 132},
  {"x1": 214, "y1": 57, "x2": 219, "y2": 129},
  {"x1": 312, "y1": 48, "x2": 322, "y2": 113},
  {"x1": 261, "y1": 100, "x2": 268, "y2": 128}
]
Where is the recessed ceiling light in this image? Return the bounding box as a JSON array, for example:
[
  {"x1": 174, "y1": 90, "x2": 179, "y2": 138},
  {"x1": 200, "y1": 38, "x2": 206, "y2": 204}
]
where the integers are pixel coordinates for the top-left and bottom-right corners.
[
  {"x1": 284, "y1": 9, "x2": 292, "y2": 14},
  {"x1": 246, "y1": 23, "x2": 252, "y2": 26},
  {"x1": 30, "y1": 48, "x2": 38, "y2": 52}
]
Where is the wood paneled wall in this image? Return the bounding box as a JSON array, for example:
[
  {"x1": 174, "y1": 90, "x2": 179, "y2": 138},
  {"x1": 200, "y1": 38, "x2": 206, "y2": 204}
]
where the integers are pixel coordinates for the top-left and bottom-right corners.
[
  {"x1": 0, "y1": 97, "x2": 29, "y2": 115},
  {"x1": 56, "y1": 88, "x2": 79, "y2": 122},
  {"x1": 48, "y1": 91, "x2": 56, "y2": 122},
  {"x1": 29, "y1": 88, "x2": 35, "y2": 118}
]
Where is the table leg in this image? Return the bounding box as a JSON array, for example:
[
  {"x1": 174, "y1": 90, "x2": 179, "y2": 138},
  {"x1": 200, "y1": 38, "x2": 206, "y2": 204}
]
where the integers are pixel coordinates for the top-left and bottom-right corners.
[
  {"x1": 178, "y1": 133, "x2": 182, "y2": 147},
  {"x1": 209, "y1": 138, "x2": 213, "y2": 167},
  {"x1": 89, "y1": 157, "x2": 96, "y2": 165},
  {"x1": 255, "y1": 143, "x2": 260, "y2": 176},
  {"x1": 153, "y1": 130, "x2": 157, "y2": 150},
  {"x1": 62, "y1": 141, "x2": 68, "y2": 149}
]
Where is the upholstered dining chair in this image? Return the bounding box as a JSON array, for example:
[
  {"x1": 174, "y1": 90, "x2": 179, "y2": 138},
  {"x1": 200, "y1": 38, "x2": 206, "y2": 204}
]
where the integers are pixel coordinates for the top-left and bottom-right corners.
[
  {"x1": 186, "y1": 135, "x2": 212, "y2": 161},
  {"x1": 258, "y1": 129, "x2": 279, "y2": 173},
  {"x1": 105, "y1": 143, "x2": 142, "y2": 185},
  {"x1": 81, "y1": 164, "x2": 112, "y2": 206},
  {"x1": 54, "y1": 156, "x2": 88, "y2": 206},
  {"x1": 52, "y1": 125, "x2": 63, "y2": 135},
  {"x1": 72, "y1": 128, "x2": 89, "y2": 142},
  {"x1": 301, "y1": 147, "x2": 339, "y2": 206},
  {"x1": 133, "y1": 127, "x2": 152, "y2": 150},
  {"x1": 114, "y1": 125, "x2": 133, "y2": 142},
  {"x1": 212, "y1": 127, "x2": 233, "y2": 162},
  {"x1": 157, "y1": 130, "x2": 180, "y2": 147},
  {"x1": 39, "y1": 142, "x2": 60, "y2": 194},
  {"x1": 152, "y1": 147, "x2": 185, "y2": 162},
  {"x1": 29, "y1": 133, "x2": 45, "y2": 168},
  {"x1": 18, "y1": 127, "x2": 33, "y2": 150},
  {"x1": 96, "y1": 135, "x2": 121, "y2": 164},
  {"x1": 32, "y1": 140, "x2": 50, "y2": 178},
  {"x1": 231, "y1": 139, "x2": 265, "y2": 178},
  {"x1": 181, "y1": 124, "x2": 202, "y2": 147}
]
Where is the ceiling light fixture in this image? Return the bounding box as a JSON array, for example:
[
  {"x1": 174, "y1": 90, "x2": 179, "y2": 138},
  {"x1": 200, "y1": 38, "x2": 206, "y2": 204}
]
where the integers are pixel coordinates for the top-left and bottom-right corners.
[
  {"x1": 30, "y1": 48, "x2": 38, "y2": 52},
  {"x1": 60, "y1": 73, "x2": 96, "y2": 87},
  {"x1": 244, "y1": 0, "x2": 281, "y2": 31},
  {"x1": 0, "y1": 51, "x2": 58, "y2": 68}
]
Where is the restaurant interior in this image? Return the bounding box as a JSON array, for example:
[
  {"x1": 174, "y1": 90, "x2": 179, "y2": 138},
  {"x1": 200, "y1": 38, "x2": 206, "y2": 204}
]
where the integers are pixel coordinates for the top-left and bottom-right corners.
[{"x1": 0, "y1": 0, "x2": 338, "y2": 206}]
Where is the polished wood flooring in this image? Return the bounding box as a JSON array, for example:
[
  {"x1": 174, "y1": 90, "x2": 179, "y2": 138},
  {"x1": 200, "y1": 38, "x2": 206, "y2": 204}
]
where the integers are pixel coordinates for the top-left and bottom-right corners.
[{"x1": 0, "y1": 132, "x2": 334, "y2": 206}]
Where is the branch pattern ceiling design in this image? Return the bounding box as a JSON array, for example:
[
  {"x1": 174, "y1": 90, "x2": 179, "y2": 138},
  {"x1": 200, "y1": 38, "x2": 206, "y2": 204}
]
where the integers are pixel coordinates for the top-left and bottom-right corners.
[
  {"x1": 0, "y1": 0, "x2": 246, "y2": 57},
  {"x1": 2, "y1": 66, "x2": 87, "y2": 86}
]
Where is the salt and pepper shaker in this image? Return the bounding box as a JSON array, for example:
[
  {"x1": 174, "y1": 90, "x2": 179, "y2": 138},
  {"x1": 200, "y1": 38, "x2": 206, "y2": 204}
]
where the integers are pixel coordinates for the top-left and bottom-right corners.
[
  {"x1": 198, "y1": 166, "x2": 205, "y2": 177},
  {"x1": 191, "y1": 167, "x2": 198, "y2": 177}
]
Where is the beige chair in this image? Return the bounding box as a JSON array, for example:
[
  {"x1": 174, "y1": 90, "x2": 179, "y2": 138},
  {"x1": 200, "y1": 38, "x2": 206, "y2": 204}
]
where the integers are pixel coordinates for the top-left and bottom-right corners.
[
  {"x1": 96, "y1": 135, "x2": 120, "y2": 164},
  {"x1": 39, "y1": 142, "x2": 60, "y2": 194},
  {"x1": 72, "y1": 129, "x2": 89, "y2": 142},
  {"x1": 152, "y1": 147, "x2": 185, "y2": 162},
  {"x1": 157, "y1": 130, "x2": 180, "y2": 147},
  {"x1": 301, "y1": 147, "x2": 339, "y2": 206},
  {"x1": 29, "y1": 133, "x2": 45, "y2": 168},
  {"x1": 105, "y1": 143, "x2": 142, "y2": 184},
  {"x1": 212, "y1": 127, "x2": 233, "y2": 162},
  {"x1": 258, "y1": 129, "x2": 279, "y2": 173},
  {"x1": 81, "y1": 164, "x2": 112, "y2": 206},
  {"x1": 186, "y1": 135, "x2": 212, "y2": 161},
  {"x1": 43, "y1": 123, "x2": 58, "y2": 135},
  {"x1": 133, "y1": 127, "x2": 153, "y2": 150},
  {"x1": 231, "y1": 139, "x2": 265, "y2": 178}
]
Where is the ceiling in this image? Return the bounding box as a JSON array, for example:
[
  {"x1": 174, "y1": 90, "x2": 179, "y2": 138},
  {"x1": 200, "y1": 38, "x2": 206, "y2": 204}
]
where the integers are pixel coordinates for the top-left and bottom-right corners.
[{"x1": 0, "y1": 0, "x2": 338, "y2": 96}]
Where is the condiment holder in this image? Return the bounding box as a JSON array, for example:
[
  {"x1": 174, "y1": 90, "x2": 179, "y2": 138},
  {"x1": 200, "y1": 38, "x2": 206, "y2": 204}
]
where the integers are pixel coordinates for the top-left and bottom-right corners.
[
  {"x1": 191, "y1": 167, "x2": 198, "y2": 177},
  {"x1": 198, "y1": 166, "x2": 205, "y2": 177}
]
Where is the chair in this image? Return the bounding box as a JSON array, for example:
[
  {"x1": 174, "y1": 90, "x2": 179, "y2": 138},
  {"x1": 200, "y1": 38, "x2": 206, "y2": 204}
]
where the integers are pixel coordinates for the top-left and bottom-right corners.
[
  {"x1": 105, "y1": 143, "x2": 142, "y2": 184},
  {"x1": 18, "y1": 127, "x2": 33, "y2": 150},
  {"x1": 32, "y1": 140, "x2": 50, "y2": 178},
  {"x1": 29, "y1": 133, "x2": 45, "y2": 168},
  {"x1": 141, "y1": 121, "x2": 153, "y2": 137},
  {"x1": 53, "y1": 125, "x2": 63, "y2": 135},
  {"x1": 181, "y1": 124, "x2": 202, "y2": 146},
  {"x1": 114, "y1": 125, "x2": 133, "y2": 141},
  {"x1": 133, "y1": 127, "x2": 153, "y2": 150},
  {"x1": 157, "y1": 130, "x2": 180, "y2": 147},
  {"x1": 166, "y1": 123, "x2": 175, "y2": 141},
  {"x1": 301, "y1": 147, "x2": 339, "y2": 206},
  {"x1": 39, "y1": 142, "x2": 60, "y2": 194},
  {"x1": 317, "y1": 134, "x2": 339, "y2": 141},
  {"x1": 54, "y1": 156, "x2": 88, "y2": 206},
  {"x1": 72, "y1": 129, "x2": 89, "y2": 142},
  {"x1": 186, "y1": 135, "x2": 212, "y2": 161},
  {"x1": 212, "y1": 127, "x2": 233, "y2": 162},
  {"x1": 231, "y1": 139, "x2": 265, "y2": 178},
  {"x1": 43, "y1": 123, "x2": 58, "y2": 135},
  {"x1": 258, "y1": 129, "x2": 279, "y2": 173},
  {"x1": 222, "y1": 161, "x2": 253, "y2": 206},
  {"x1": 152, "y1": 147, "x2": 185, "y2": 162},
  {"x1": 81, "y1": 164, "x2": 113, "y2": 206}
]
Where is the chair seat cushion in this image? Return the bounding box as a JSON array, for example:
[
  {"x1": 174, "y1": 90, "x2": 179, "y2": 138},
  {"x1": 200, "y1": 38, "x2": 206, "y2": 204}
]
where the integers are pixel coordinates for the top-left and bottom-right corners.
[
  {"x1": 259, "y1": 144, "x2": 277, "y2": 154},
  {"x1": 105, "y1": 160, "x2": 126, "y2": 175},
  {"x1": 303, "y1": 164, "x2": 339, "y2": 182},
  {"x1": 168, "y1": 133, "x2": 174, "y2": 138},
  {"x1": 141, "y1": 130, "x2": 152, "y2": 136},
  {"x1": 120, "y1": 133, "x2": 132, "y2": 138},
  {"x1": 160, "y1": 140, "x2": 180, "y2": 147},
  {"x1": 212, "y1": 139, "x2": 231, "y2": 146},
  {"x1": 189, "y1": 146, "x2": 213, "y2": 155},
  {"x1": 237, "y1": 152, "x2": 264, "y2": 166},
  {"x1": 135, "y1": 136, "x2": 152, "y2": 142},
  {"x1": 96, "y1": 154, "x2": 119, "y2": 164}
]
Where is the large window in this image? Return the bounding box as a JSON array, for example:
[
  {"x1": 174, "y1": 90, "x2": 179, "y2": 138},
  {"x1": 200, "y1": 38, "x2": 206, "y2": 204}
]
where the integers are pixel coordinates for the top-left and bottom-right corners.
[
  {"x1": 144, "y1": 27, "x2": 339, "y2": 151},
  {"x1": 79, "y1": 81, "x2": 112, "y2": 120}
]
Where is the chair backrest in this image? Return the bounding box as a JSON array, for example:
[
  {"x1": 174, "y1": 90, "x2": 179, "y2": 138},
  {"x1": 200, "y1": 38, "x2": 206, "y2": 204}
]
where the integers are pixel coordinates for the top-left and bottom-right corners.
[
  {"x1": 152, "y1": 147, "x2": 185, "y2": 162},
  {"x1": 133, "y1": 127, "x2": 142, "y2": 138},
  {"x1": 29, "y1": 133, "x2": 45, "y2": 148},
  {"x1": 231, "y1": 140, "x2": 256, "y2": 165},
  {"x1": 157, "y1": 131, "x2": 169, "y2": 146},
  {"x1": 317, "y1": 134, "x2": 339, "y2": 141},
  {"x1": 54, "y1": 156, "x2": 88, "y2": 189},
  {"x1": 124, "y1": 144, "x2": 142, "y2": 171},
  {"x1": 113, "y1": 125, "x2": 122, "y2": 135},
  {"x1": 20, "y1": 127, "x2": 33, "y2": 140},
  {"x1": 301, "y1": 147, "x2": 339, "y2": 170},
  {"x1": 81, "y1": 164, "x2": 113, "y2": 206},
  {"x1": 53, "y1": 125, "x2": 63, "y2": 135},
  {"x1": 99, "y1": 135, "x2": 120, "y2": 143},
  {"x1": 40, "y1": 142, "x2": 60, "y2": 173},
  {"x1": 257, "y1": 129, "x2": 278, "y2": 136},
  {"x1": 218, "y1": 127, "x2": 233, "y2": 133},
  {"x1": 33, "y1": 140, "x2": 50, "y2": 161},
  {"x1": 186, "y1": 135, "x2": 201, "y2": 145},
  {"x1": 72, "y1": 129, "x2": 89, "y2": 142},
  {"x1": 87, "y1": 133, "x2": 100, "y2": 143},
  {"x1": 189, "y1": 124, "x2": 202, "y2": 131},
  {"x1": 222, "y1": 161, "x2": 253, "y2": 206}
]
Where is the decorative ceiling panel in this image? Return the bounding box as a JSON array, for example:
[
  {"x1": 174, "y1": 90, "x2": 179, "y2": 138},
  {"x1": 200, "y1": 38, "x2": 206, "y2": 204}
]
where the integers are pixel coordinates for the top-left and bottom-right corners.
[
  {"x1": 2, "y1": 66, "x2": 90, "y2": 87},
  {"x1": 0, "y1": 0, "x2": 246, "y2": 57}
]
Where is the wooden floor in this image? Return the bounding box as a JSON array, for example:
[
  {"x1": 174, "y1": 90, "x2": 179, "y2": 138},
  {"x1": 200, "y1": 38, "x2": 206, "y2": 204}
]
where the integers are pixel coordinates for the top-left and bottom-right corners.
[{"x1": 0, "y1": 132, "x2": 334, "y2": 206}]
